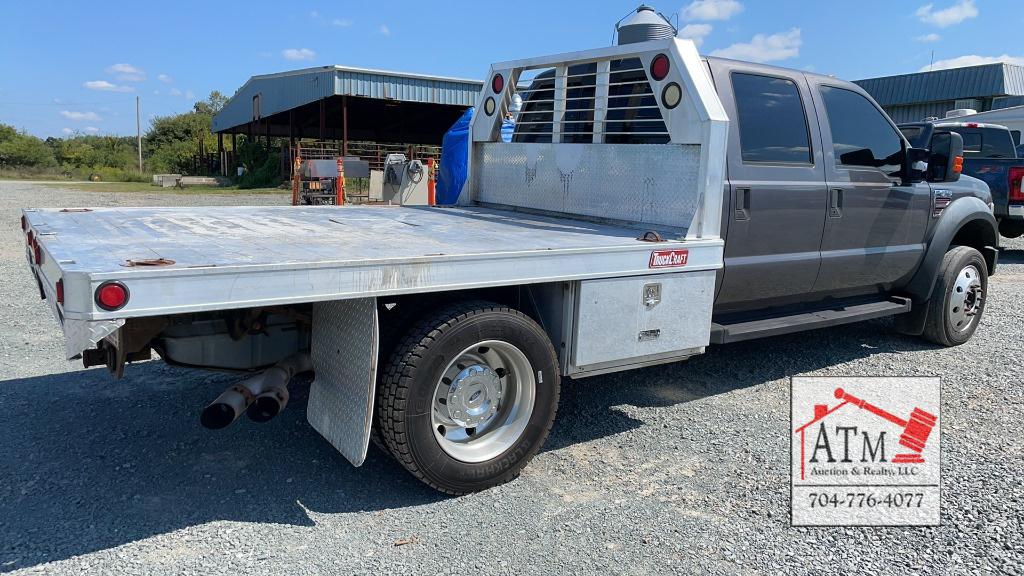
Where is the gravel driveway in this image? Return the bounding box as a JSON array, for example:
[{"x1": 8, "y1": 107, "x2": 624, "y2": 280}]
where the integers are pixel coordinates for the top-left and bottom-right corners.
[{"x1": 0, "y1": 181, "x2": 1021, "y2": 575}]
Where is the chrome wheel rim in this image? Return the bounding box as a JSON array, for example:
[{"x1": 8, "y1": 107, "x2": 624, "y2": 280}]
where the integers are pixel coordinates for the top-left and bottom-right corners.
[
  {"x1": 431, "y1": 340, "x2": 535, "y2": 463},
  {"x1": 948, "y1": 264, "x2": 983, "y2": 333}
]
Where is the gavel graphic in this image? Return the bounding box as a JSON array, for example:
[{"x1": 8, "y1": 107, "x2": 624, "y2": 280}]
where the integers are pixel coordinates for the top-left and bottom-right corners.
[{"x1": 834, "y1": 388, "x2": 937, "y2": 464}]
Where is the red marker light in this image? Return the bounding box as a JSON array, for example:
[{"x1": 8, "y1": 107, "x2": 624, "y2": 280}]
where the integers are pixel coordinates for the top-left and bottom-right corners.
[
  {"x1": 650, "y1": 54, "x2": 670, "y2": 81},
  {"x1": 33, "y1": 242, "x2": 42, "y2": 265},
  {"x1": 492, "y1": 73, "x2": 504, "y2": 94},
  {"x1": 27, "y1": 230, "x2": 34, "y2": 247},
  {"x1": 965, "y1": 123, "x2": 979, "y2": 128},
  {"x1": 20, "y1": 215, "x2": 27, "y2": 232},
  {"x1": 56, "y1": 278, "x2": 64, "y2": 305},
  {"x1": 95, "y1": 281, "x2": 129, "y2": 311}
]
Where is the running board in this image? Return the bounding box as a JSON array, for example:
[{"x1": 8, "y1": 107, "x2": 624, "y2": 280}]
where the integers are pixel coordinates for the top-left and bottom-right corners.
[{"x1": 710, "y1": 297, "x2": 911, "y2": 344}]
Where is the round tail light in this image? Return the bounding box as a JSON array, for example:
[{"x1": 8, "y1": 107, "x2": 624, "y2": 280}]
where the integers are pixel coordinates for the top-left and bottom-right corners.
[
  {"x1": 95, "y1": 281, "x2": 129, "y2": 311},
  {"x1": 492, "y1": 73, "x2": 504, "y2": 94},
  {"x1": 650, "y1": 54, "x2": 670, "y2": 81}
]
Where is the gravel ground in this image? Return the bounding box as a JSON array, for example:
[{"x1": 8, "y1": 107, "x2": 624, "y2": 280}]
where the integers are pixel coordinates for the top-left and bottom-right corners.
[{"x1": 0, "y1": 180, "x2": 1021, "y2": 575}]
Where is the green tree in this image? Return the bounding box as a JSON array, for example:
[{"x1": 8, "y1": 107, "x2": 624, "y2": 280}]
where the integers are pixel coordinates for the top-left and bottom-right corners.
[
  {"x1": 0, "y1": 124, "x2": 57, "y2": 168},
  {"x1": 144, "y1": 91, "x2": 231, "y2": 174}
]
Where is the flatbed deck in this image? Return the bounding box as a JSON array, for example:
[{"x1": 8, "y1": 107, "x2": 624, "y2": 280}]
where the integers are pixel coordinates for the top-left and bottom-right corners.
[{"x1": 25, "y1": 205, "x2": 723, "y2": 321}]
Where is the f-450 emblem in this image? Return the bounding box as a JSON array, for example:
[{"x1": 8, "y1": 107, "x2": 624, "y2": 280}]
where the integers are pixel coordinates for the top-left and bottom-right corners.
[{"x1": 649, "y1": 249, "x2": 688, "y2": 268}]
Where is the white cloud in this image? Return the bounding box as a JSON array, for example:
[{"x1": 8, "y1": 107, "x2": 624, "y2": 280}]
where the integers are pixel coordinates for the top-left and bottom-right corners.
[
  {"x1": 282, "y1": 48, "x2": 316, "y2": 61},
  {"x1": 185, "y1": 90, "x2": 195, "y2": 100},
  {"x1": 84, "y1": 80, "x2": 134, "y2": 93},
  {"x1": 61, "y1": 128, "x2": 73, "y2": 135},
  {"x1": 916, "y1": 33, "x2": 941, "y2": 42},
  {"x1": 169, "y1": 88, "x2": 182, "y2": 96},
  {"x1": 153, "y1": 90, "x2": 160, "y2": 95},
  {"x1": 678, "y1": 23, "x2": 713, "y2": 47},
  {"x1": 332, "y1": 18, "x2": 352, "y2": 27},
  {"x1": 710, "y1": 28, "x2": 801, "y2": 63},
  {"x1": 309, "y1": 10, "x2": 319, "y2": 18},
  {"x1": 916, "y1": 0, "x2": 978, "y2": 28},
  {"x1": 84, "y1": 126, "x2": 99, "y2": 133},
  {"x1": 682, "y1": 0, "x2": 742, "y2": 21},
  {"x1": 106, "y1": 63, "x2": 145, "y2": 82},
  {"x1": 60, "y1": 110, "x2": 101, "y2": 122},
  {"x1": 379, "y1": 24, "x2": 391, "y2": 36},
  {"x1": 157, "y1": 73, "x2": 173, "y2": 83},
  {"x1": 922, "y1": 54, "x2": 1024, "y2": 71}
]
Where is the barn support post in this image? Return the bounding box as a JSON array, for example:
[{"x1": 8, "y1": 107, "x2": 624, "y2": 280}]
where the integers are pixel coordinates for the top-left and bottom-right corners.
[
  {"x1": 319, "y1": 100, "x2": 326, "y2": 140},
  {"x1": 217, "y1": 133, "x2": 224, "y2": 176},
  {"x1": 342, "y1": 95, "x2": 349, "y2": 157},
  {"x1": 231, "y1": 133, "x2": 237, "y2": 176}
]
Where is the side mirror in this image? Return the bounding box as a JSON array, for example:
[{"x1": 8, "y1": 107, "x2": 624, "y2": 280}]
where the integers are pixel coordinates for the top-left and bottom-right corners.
[
  {"x1": 928, "y1": 130, "x2": 964, "y2": 183},
  {"x1": 904, "y1": 147, "x2": 930, "y2": 183}
]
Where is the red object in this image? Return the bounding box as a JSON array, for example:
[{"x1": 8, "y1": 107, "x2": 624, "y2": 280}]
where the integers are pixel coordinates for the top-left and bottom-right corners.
[
  {"x1": 965, "y1": 122, "x2": 979, "y2": 128},
  {"x1": 650, "y1": 54, "x2": 670, "y2": 81},
  {"x1": 55, "y1": 278, "x2": 64, "y2": 305},
  {"x1": 26, "y1": 230, "x2": 34, "y2": 247},
  {"x1": 1008, "y1": 166, "x2": 1024, "y2": 202},
  {"x1": 834, "y1": 388, "x2": 936, "y2": 462},
  {"x1": 492, "y1": 73, "x2": 504, "y2": 94},
  {"x1": 20, "y1": 215, "x2": 27, "y2": 231},
  {"x1": 95, "y1": 281, "x2": 129, "y2": 311},
  {"x1": 33, "y1": 241, "x2": 42, "y2": 265},
  {"x1": 648, "y1": 249, "x2": 688, "y2": 268},
  {"x1": 952, "y1": 156, "x2": 963, "y2": 175},
  {"x1": 426, "y1": 157, "x2": 436, "y2": 206},
  {"x1": 813, "y1": 404, "x2": 828, "y2": 420}
]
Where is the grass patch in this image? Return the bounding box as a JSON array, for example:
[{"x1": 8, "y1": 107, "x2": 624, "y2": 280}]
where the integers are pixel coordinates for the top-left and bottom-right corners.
[{"x1": 39, "y1": 181, "x2": 287, "y2": 195}]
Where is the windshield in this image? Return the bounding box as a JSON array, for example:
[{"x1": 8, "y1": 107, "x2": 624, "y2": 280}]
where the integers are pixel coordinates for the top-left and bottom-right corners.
[{"x1": 898, "y1": 125, "x2": 927, "y2": 148}]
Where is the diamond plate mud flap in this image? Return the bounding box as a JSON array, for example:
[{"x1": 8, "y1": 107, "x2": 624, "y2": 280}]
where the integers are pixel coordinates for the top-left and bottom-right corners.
[{"x1": 307, "y1": 298, "x2": 379, "y2": 467}]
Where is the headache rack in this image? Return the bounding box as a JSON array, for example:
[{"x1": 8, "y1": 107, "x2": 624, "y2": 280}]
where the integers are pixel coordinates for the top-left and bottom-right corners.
[{"x1": 465, "y1": 38, "x2": 728, "y2": 238}]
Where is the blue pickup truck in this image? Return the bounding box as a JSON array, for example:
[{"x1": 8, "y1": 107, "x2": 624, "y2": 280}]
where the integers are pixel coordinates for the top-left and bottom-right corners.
[{"x1": 900, "y1": 121, "x2": 1024, "y2": 238}]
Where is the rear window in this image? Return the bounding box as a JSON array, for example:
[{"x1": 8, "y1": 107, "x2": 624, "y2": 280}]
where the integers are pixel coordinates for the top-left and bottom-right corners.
[
  {"x1": 948, "y1": 127, "x2": 1015, "y2": 158},
  {"x1": 732, "y1": 72, "x2": 812, "y2": 164}
]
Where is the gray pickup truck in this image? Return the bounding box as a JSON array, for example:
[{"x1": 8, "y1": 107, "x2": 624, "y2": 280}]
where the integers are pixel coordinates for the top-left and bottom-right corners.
[{"x1": 22, "y1": 39, "x2": 999, "y2": 494}]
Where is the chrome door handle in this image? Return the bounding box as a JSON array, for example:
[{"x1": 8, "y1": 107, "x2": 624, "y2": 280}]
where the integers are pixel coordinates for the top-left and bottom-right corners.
[{"x1": 829, "y1": 188, "x2": 843, "y2": 218}]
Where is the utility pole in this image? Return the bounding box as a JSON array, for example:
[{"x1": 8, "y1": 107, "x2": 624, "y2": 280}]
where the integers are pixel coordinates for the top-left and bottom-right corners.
[
  {"x1": 136, "y1": 96, "x2": 143, "y2": 172},
  {"x1": 930, "y1": 50, "x2": 935, "y2": 72}
]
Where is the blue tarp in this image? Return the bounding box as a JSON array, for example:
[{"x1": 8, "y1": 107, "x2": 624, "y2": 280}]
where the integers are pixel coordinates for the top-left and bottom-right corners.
[
  {"x1": 437, "y1": 108, "x2": 473, "y2": 205},
  {"x1": 437, "y1": 107, "x2": 515, "y2": 205}
]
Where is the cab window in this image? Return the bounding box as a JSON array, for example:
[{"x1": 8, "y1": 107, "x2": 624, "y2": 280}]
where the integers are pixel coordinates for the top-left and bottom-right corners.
[
  {"x1": 732, "y1": 72, "x2": 812, "y2": 164},
  {"x1": 819, "y1": 86, "x2": 903, "y2": 176}
]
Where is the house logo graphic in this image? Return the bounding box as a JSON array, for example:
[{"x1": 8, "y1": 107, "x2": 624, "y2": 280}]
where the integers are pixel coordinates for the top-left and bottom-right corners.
[{"x1": 790, "y1": 377, "x2": 940, "y2": 526}]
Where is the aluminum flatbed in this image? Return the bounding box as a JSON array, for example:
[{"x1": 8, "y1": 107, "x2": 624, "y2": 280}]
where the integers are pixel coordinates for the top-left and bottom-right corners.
[{"x1": 25, "y1": 204, "x2": 723, "y2": 322}]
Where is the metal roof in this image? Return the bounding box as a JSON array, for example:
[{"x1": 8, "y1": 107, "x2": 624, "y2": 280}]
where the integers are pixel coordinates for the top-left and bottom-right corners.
[
  {"x1": 854, "y1": 63, "x2": 1024, "y2": 107},
  {"x1": 213, "y1": 65, "x2": 483, "y2": 133}
]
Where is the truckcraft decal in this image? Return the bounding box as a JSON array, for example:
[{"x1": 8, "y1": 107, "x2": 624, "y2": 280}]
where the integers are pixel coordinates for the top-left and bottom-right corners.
[{"x1": 649, "y1": 249, "x2": 689, "y2": 268}]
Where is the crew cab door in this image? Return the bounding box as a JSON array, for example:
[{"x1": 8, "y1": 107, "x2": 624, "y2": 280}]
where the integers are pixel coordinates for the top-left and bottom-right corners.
[
  {"x1": 708, "y1": 62, "x2": 827, "y2": 313},
  {"x1": 807, "y1": 80, "x2": 930, "y2": 295}
]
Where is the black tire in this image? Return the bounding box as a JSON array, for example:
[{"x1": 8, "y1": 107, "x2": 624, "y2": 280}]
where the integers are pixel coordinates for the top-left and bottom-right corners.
[
  {"x1": 375, "y1": 300, "x2": 560, "y2": 495},
  {"x1": 999, "y1": 219, "x2": 1024, "y2": 239},
  {"x1": 921, "y1": 246, "x2": 988, "y2": 346}
]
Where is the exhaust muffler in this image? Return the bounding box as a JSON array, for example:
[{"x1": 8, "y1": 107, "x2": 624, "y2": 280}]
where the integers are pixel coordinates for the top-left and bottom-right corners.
[{"x1": 200, "y1": 352, "x2": 312, "y2": 429}]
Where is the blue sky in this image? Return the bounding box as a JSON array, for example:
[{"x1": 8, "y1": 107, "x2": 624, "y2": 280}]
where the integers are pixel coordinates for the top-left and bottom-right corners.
[{"x1": 1, "y1": 0, "x2": 1020, "y2": 138}]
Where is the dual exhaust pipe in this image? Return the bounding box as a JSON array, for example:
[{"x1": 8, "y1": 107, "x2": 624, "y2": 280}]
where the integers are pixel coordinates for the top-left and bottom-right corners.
[{"x1": 200, "y1": 352, "x2": 312, "y2": 430}]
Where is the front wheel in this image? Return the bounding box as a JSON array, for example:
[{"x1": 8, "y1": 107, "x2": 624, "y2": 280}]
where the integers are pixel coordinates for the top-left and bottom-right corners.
[
  {"x1": 921, "y1": 246, "x2": 988, "y2": 346},
  {"x1": 376, "y1": 301, "x2": 560, "y2": 494}
]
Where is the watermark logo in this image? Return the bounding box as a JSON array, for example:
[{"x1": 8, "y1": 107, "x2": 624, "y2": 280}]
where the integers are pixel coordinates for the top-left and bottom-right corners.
[{"x1": 791, "y1": 377, "x2": 940, "y2": 526}]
